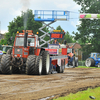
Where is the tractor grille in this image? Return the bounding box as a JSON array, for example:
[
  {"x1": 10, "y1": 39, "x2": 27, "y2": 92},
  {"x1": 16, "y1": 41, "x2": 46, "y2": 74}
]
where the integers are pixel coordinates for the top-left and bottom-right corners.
[{"x1": 15, "y1": 48, "x2": 22, "y2": 54}]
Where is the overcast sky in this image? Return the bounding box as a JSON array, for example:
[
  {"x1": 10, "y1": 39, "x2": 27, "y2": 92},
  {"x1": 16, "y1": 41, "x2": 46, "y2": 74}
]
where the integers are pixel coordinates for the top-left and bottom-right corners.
[{"x1": 0, "y1": 0, "x2": 81, "y2": 34}]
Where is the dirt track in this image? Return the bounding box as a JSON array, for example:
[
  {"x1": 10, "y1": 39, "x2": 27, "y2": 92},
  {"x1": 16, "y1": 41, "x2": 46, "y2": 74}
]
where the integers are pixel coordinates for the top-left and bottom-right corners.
[{"x1": 0, "y1": 68, "x2": 100, "y2": 100}]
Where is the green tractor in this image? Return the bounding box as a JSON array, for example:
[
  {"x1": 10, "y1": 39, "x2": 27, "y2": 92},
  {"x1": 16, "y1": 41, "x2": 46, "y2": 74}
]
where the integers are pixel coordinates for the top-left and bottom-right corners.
[
  {"x1": 0, "y1": 45, "x2": 12, "y2": 61},
  {"x1": 0, "y1": 45, "x2": 12, "y2": 54},
  {"x1": 0, "y1": 45, "x2": 12, "y2": 73}
]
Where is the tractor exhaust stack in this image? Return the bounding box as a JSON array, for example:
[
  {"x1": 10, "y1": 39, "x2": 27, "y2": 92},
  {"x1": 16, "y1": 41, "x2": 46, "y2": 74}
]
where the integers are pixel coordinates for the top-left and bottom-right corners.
[{"x1": 24, "y1": 30, "x2": 28, "y2": 48}]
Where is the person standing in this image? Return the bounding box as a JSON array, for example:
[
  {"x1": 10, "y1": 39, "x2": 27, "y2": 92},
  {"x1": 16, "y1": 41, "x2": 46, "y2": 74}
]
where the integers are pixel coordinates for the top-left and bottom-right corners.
[{"x1": 52, "y1": 39, "x2": 59, "y2": 44}]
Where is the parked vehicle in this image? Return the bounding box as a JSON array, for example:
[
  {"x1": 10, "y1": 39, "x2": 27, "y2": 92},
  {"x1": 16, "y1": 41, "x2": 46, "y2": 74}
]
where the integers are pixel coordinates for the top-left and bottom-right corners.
[{"x1": 85, "y1": 53, "x2": 100, "y2": 67}]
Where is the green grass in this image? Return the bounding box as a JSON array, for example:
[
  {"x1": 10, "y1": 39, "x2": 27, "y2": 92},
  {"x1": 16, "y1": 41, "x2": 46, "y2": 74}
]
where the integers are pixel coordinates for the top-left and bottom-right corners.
[
  {"x1": 53, "y1": 87, "x2": 100, "y2": 100},
  {"x1": 78, "y1": 66, "x2": 100, "y2": 68}
]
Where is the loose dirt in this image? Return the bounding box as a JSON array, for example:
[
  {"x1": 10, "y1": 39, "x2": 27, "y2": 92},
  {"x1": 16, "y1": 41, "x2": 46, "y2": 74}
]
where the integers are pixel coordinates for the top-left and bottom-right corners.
[{"x1": 0, "y1": 68, "x2": 100, "y2": 100}]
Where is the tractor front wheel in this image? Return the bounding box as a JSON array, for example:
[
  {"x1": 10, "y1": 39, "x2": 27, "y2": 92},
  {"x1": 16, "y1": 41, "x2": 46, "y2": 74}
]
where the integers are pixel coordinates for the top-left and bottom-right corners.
[{"x1": 1, "y1": 54, "x2": 12, "y2": 74}]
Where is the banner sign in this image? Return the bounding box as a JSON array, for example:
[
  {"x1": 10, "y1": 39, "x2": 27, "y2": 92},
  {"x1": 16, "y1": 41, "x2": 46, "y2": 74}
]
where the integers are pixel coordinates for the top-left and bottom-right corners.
[{"x1": 79, "y1": 14, "x2": 100, "y2": 19}]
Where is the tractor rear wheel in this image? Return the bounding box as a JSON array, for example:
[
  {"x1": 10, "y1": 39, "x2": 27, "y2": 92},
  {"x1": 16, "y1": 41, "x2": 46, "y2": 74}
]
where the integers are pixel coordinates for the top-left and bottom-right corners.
[
  {"x1": 1, "y1": 54, "x2": 12, "y2": 74},
  {"x1": 26, "y1": 55, "x2": 36, "y2": 75},
  {"x1": 85, "y1": 58, "x2": 95, "y2": 67},
  {"x1": 35, "y1": 56, "x2": 42, "y2": 75},
  {"x1": 42, "y1": 51, "x2": 50, "y2": 75}
]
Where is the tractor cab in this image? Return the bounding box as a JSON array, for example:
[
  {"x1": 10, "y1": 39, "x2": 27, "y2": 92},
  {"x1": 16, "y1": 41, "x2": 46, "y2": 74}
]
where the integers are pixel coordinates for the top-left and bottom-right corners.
[
  {"x1": 90, "y1": 53, "x2": 100, "y2": 60},
  {"x1": 15, "y1": 30, "x2": 39, "y2": 47},
  {"x1": 12, "y1": 30, "x2": 40, "y2": 58}
]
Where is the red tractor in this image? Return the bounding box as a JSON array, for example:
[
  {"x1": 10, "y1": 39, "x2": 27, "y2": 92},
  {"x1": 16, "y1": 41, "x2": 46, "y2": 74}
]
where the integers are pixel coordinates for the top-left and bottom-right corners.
[{"x1": 0, "y1": 30, "x2": 50, "y2": 75}]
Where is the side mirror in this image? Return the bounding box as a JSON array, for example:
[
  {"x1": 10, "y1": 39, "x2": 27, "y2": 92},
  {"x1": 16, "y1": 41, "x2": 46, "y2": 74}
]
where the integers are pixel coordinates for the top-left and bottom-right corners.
[{"x1": 64, "y1": 40, "x2": 67, "y2": 45}]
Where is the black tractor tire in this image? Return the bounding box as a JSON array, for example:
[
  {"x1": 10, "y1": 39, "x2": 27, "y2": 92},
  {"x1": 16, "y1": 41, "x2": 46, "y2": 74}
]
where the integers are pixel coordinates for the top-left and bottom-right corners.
[
  {"x1": 61, "y1": 60, "x2": 65, "y2": 73},
  {"x1": 72, "y1": 57, "x2": 75, "y2": 68},
  {"x1": 0, "y1": 55, "x2": 2, "y2": 61},
  {"x1": 34, "y1": 56, "x2": 42, "y2": 75},
  {"x1": 75, "y1": 57, "x2": 78, "y2": 67},
  {"x1": 42, "y1": 51, "x2": 50, "y2": 75},
  {"x1": 40, "y1": 50, "x2": 45, "y2": 56},
  {"x1": 56, "y1": 65, "x2": 61, "y2": 73},
  {"x1": 7, "y1": 49, "x2": 12, "y2": 54},
  {"x1": 12, "y1": 67, "x2": 20, "y2": 74},
  {"x1": 85, "y1": 58, "x2": 95, "y2": 67},
  {"x1": 57, "y1": 60, "x2": 65, "y2": 73},
  {"x1": 1, "y1": 54, "x2": 12, "y2": 74},
  {"x1": 26, "y1": 55, "x2": 36, "y2": 75}
]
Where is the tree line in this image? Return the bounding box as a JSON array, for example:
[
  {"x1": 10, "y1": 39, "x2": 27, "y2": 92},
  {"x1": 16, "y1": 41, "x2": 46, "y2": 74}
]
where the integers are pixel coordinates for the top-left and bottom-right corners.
[{"x1": 73, "y1": 0, "x2": 100, "y2": 54}]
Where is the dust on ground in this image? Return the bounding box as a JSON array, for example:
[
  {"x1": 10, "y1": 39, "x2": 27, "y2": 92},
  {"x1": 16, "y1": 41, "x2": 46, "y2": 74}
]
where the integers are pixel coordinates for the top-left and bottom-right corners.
[{"x1": 0, "y1": 68, "x2": 100, "y2": 100}]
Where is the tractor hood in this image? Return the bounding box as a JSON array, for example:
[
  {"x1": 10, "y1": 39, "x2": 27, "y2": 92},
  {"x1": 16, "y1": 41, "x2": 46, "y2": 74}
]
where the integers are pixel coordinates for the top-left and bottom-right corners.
[{"x1": 97, "y1": 58, "x2": 100, "y2": 61}]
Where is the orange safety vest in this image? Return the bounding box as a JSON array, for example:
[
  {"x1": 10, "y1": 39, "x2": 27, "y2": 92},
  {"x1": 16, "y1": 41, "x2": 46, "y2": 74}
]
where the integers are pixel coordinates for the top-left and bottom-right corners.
[{"x1": 68, "y1": 53, "x2": 73, "y2": 57}]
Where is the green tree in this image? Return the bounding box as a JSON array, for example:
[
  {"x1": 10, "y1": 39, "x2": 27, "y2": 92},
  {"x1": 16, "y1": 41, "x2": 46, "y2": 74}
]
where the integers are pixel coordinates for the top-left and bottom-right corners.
[
  {"x1": 73, "y1": 0, "x2": 100, "y2": 54},
  {"x1": 56, "y1": 25, "x2": 63, "y2": 32},
  {"x1": 65, "y1": 31, "x2": 75, "y2": 43}
]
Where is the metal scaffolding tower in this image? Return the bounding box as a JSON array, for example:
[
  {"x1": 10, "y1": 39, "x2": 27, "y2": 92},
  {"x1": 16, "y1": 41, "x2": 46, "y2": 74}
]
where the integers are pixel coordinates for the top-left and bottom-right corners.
[{"x1": 34, "y1": 10, "x2": 70, "y2": 47}]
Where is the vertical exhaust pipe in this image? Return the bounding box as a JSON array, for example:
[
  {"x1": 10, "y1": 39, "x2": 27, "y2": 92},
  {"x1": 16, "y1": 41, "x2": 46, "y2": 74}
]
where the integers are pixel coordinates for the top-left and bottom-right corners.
[{"x1": 24, "y1": 30, "x2": 28, "y2": 48}]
